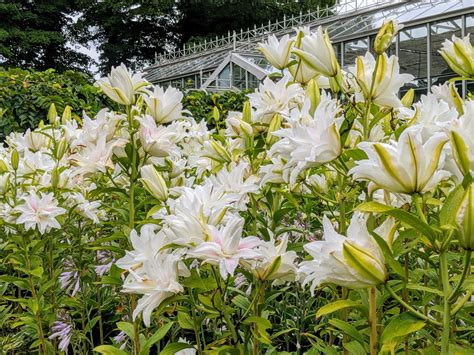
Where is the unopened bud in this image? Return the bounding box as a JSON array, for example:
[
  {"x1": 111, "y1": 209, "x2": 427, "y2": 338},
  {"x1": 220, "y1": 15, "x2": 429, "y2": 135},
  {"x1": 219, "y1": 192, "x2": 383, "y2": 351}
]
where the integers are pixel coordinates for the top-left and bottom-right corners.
[
  {"x1": 140, "y1": 165, "x2": 168, "y2": 201},
  {"x1": 374, "y1": 20, "x2": 401, "y2": 55},
  {"x1": 456, "y1": 183, "x2": 474, "y2": 250},
  {"x1": 401, "y1": 89, "x2": 415, "y2": 108},
  {"x1": 61, "y1": 106, "x2": 72, "y2": 124},
  {"x1": 266, "y1": 113, "x2": 282, "y2": 145},
  {"x1": 242, "y1": 101, "x2": 252, "y2": 123},
  {"x1": 307, "y1": 79, "x2": 321, "y2": 116},
  {"x1": 343, "y1": 241, "x2": 387, "y2": 285},
  {"x1": 47, "y1": 103, "x2": 58, "y2": 125},
  {"x1": 11, "y1": 149, "x2": 19, "y2": 171}
]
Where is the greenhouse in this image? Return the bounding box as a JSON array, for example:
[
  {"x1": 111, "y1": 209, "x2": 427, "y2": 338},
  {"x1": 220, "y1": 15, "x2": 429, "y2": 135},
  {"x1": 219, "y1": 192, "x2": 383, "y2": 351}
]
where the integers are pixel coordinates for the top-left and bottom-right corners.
[{"x1": 145, "y1": 0, "x2": 474, "y2": 95}]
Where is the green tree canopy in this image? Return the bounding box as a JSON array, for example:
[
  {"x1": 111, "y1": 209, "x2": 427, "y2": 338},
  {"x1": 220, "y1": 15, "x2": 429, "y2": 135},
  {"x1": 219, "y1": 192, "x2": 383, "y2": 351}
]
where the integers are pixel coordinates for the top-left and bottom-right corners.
[{"x1": 0, "y1": 0, "x2": 89, "y2": 72}]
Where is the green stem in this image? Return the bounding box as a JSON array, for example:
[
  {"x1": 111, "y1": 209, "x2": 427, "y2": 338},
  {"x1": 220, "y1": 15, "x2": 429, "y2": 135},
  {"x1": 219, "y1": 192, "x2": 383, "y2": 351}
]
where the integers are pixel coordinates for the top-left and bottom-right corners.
[
  {"x1": 385, "y1": 284, "x2": 442, "y2": 327},
  {"x1": 448, "y1": 250, "x2": 471, "y2": 302},
  {"x1": 440, "y1": 252, "x2": 451, "y2": 354},
  {"x1": 413, "y1": 194, "x2": 428, "y2": 224},
  {"x1": 369, "y1": 287, "x2": 377, "y2": 355}
]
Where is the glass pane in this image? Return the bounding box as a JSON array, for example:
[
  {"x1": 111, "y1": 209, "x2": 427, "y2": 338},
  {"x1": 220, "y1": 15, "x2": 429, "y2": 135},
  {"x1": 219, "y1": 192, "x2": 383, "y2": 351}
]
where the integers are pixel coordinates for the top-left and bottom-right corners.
[
  {"x1": 217, "y1": 64, "x2": 231, "y2": 88},
  {"x1": 430, "y1": 17, "x2": 462, "y2": 83},
  {"x1": 343, "y1": 38, "x2": 368, "y2": 67},
  {"x1": 333, "y1": 43, "x2": 342, "y2": 65},
  {"x1": 399, "y1": 25, "x2": 428, "y2": 79},
  {"x1": 232, "y1": 63, "x2": 246, "y2": 90},
  {"x1": 247, "y1": 73, "x2": 260, "y2": 90}
]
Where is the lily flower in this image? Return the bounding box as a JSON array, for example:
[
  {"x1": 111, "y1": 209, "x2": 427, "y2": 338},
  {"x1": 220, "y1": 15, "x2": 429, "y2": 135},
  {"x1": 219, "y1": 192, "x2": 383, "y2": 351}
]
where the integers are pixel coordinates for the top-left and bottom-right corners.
[
  {"x1": 439, "y1": 35, "x2": 474, "y2": 78},
  {"x1": 95, "y1": 64, "x2": 148, "y2": 106},
  {"x1": 350, "y1": 126, "x2": 449, "y2": 194},
  {"x1": 258, "y1": 34, "x2": 294, "y2": 70},
  {"x1": 187, "y1": 216, "x2": 261, "y2": 278},
  {"x1": 292, "y1": 26, "x2": 340, "y2": 78},
  {"x1": 299, "y1": 213, "x2": 388, "y2": 293},
  {"x1": 349, "y1": 52, "x2": 414, "y2": 108},
  {"x1": 143, "y1": 86, "x2": 184, "y2": 124}
]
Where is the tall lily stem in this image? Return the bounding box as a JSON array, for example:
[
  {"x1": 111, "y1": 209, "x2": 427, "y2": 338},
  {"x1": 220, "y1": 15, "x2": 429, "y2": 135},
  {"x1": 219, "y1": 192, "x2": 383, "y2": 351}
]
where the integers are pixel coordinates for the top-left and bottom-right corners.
[
  {"x1": 440, "y1": 251, "x2": 451, "y2": 354},
  {"x1": 369, "y1": 287, "x2": 377, "y2": 355}
]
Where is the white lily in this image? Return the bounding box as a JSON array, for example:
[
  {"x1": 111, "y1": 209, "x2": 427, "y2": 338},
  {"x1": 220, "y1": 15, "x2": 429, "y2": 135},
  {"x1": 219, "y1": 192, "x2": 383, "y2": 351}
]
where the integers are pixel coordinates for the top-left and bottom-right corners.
[
  {"x1": 258, "y1": 34, "x2": 294, "y2": 70},
  {"x1": 450, "y1": 100, "x2": 474, "y2": 176},
  {"x1": 292, "y1": 26, "x2": 339, "y2": 78},
  {"x1": 299, "y1": 213, "x2": 388, "y2": 293},
  {"x1": 350, "y1": 126, "x2": 449, "y2": 194},
  {"x1": 187, "y1": 216, "x2": 261, "y2": 278},
  {"x1": 349, "y1": 52, "x2": 414, "y2": 108},
  {"x1": 439, "y1": 35, "x2": 474, "y2": 78},
  {"x1": 15, "y1": 192, "x2": 66, "y2": 234},
  {"x1": 143, "y1": 86, "x2": 184, "y2": 124},
  {"x1": 95, "y1": 64, "x2": 148, "y2": 106}
]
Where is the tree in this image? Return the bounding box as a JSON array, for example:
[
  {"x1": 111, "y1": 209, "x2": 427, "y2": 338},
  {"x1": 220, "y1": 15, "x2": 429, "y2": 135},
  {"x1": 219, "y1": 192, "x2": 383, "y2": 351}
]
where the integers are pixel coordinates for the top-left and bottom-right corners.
[
  {"x1": 74, "y1": 0, "x2": 178, "y2": 74},
  {"x1": 176, "y1": 0, "x2": 336, "y2": 46},
  {"x1": 0, "y1": 0, "x2": 89, "y2": 72}
]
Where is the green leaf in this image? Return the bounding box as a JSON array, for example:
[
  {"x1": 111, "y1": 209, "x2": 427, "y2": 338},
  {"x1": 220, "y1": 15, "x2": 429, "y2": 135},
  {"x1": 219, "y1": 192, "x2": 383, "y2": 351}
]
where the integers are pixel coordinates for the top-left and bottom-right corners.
[
  {"x1": 93, "y1": 345, "x2": 128, "y2": 355},
  {"x1": 116, "y1": 322, "x2": 134, "y2": 339},
  {"x1": 178, "y1": 312, "x2": 194, "y2": 330},
  {"x1": 160, "y1": 342, "x2": 195, "y2": 355},
  {"x1": 328, "y1": 319, "x2": 366, "y2": 347},
  {"x1": 316, "y1": 300, "x2": 362, "y2": 318},
  {"x1": 380, "y1": 313, "x2": 426, "y2": 344},
  {"x1": 357, "y1": 202, "x2": 437, "y2": 242},
  {"x1": 439, "y1": 184, "x2": 464, "y2": 227},
  {"x1": 143, "y1": 321, "x2": 174, "y2": 349}
]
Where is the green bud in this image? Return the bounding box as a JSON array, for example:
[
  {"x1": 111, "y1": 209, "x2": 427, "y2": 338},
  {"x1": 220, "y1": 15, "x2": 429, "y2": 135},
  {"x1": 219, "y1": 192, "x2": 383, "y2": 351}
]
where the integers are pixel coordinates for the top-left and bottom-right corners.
[
  {"x1": 0, "y1": 159, "x2": 9, "y2": 173},
  {"x1": 266, "y1": 113, "x2": 282, "y2": 146},
  {"x1": 374, "y1": 20, "x2": 400, "y2": 55},
  {"x1": 51, "y1": 167, "x2": 60, "y2": 189},
  {"x1": 61, "y1": 105, "x2": 72, "y2": 124},
  {"x1": 56, "y1": 137, "x2": 68, "y2": 161},
  {"x1": 343, "y1": 241, "x2": 387, "y2": 285},
  {"x1": 451, "y1": 130, "x2": 470, "y2": 176},
  {"x1": 401, "y1": 89, "x2": 415, "y2": 108},
  {"x1": 306, "y1": 79, "x2": 321, "y2": 116},
  {"x1": 212, "y1": 106, "x2": 220, "y2": 124},
  {"x1": 456, "y1": 183, "x2": 474, "y2": 250},
  {"x1": 449, "y1": 83, "x2": 464, "y2": 115},
  {"x1": 11, "y1": 149, "x2": 19, "y2": 171},
  {"x1": 47, "y1": 103, "x2": 58, "y2": 125},
  {"x1": 242, "y1": 101, "x2": 252, "y2": 123}
]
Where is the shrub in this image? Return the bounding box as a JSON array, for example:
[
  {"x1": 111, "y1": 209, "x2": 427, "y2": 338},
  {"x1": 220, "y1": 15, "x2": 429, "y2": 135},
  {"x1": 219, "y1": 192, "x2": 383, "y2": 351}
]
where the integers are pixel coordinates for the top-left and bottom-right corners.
[{"x1": 0, "y1": 68, "x2": 109, "y2": 139}]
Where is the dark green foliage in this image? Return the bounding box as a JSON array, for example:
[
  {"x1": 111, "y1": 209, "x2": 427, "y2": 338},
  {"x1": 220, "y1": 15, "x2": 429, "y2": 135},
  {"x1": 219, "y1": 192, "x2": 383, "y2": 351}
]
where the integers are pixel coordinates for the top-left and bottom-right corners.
[
  {"x1": 183, "y1": 90, "x2": 250, "y2": 128},
  {"x1": 0, "y1": 0, "x2": 89, "y2": 72},
  {"x1": 0, "y1": 68, "x2": 109, "y2": 139},
  {"x1": 177, "y1": 0, "x2": 336, "y2": 46},
  {"x1": 74, "y1": 0, "x2": 178, "y2": 74}
]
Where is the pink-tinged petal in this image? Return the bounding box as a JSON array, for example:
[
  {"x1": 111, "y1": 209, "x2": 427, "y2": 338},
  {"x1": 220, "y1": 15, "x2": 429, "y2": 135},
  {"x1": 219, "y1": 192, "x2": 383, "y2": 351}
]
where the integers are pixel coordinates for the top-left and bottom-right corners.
[
  {"x1": 224, "y1": 258, "x2": 239, "y2": 277},
  {"x1": 189, "y1": 242, "x2": 222, "y2": 259},
  {"x1": 239, "y1": 236, "x2": 261, "y2": 249}
]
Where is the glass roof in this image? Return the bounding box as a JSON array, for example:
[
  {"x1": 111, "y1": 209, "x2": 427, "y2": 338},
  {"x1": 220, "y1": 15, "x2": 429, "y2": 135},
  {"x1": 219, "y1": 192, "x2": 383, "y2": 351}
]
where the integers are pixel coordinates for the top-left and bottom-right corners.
[{"x1": 144, "y1": 0, "x2": 474, "y2": 84}]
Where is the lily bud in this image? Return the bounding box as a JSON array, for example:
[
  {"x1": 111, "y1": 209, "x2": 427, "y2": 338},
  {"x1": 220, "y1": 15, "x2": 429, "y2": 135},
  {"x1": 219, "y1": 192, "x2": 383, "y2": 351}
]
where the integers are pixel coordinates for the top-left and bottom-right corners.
[
  {"x1": 140, "y1": 165, "x2": 168, "y2": 201},
  {"x1": 11, "y1": 149, "x2": 19, "y2": 171},
  {"x1": 257, "y1": 34, "x2": 294, "y2": 70},
  {"x1": 61, "y1": 105, "x2": 72, "y2": 124},
  {"x1": 456, "y1": 183, "x2": 474, "y2": 250},
  {"x1": 56, "y1": 138, "x2": 68, "y2": 161},
  {"x1": 0, "y1": 160, "x2": 8, "y2": 173},
  {"x1": 306, "y1": 79, "x2": 321, "y2": 116},
  {"x1": 242, "y1": 101, "x2": 252, "y2": 123},
  {"x1": 343, "y1": 241, "x2": 387, "y2": 285},
  {"x1": 204, "y1": 140, "x2": 232, "y2": 163},
  {"x1": 401, "y1": 89, "x2": 415, "y2": 108},
  {"x1": 374, "y1": 20, "x2": 402, "y2": 55},
  {"x1": 48, "y1": 103, "x2": 58, "y2": 125},
  {"x1": 449, "y1": 82, "x2": 464, "y2": 115},
  {"x1": 266, "y1": 113, "x2": 282, "y2": 145},
  {"x1": 51, "y1": 168, "x2": 60, "y2": 189},
  {"x1": 212, "y1": 106, "x2": 220, "y2": 125},
  {"x1": 439, "y1": 35, "x2": 474, "y2": 79},
  {"x1": 0, "y1": 173, "x2": 10, "y2": 195}
]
